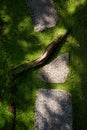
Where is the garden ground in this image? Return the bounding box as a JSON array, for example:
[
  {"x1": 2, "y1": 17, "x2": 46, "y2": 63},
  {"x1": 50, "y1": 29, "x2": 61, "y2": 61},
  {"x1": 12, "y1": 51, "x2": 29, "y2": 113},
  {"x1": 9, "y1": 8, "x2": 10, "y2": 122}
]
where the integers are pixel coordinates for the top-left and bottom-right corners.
[{"x1": 0, "y1": 0, "x2": 87, "y2": 129}]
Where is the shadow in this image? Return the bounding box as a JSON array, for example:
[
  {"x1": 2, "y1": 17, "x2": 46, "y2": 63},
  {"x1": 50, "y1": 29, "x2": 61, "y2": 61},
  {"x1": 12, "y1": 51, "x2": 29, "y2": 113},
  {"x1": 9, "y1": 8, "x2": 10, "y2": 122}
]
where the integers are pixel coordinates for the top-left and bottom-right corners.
[
  {"x1": 35, "y1": 89, "x2": 72, "y2": 130},
  {"x1": 0, "y1": 0, "x2": 45, "y2": 71},
  {"x1": 52, "y1": 1, "x2": 87, "y2": 129},
  {"x1": 69, "y1": 1, "x2": 87, "y2": 129},
  {"x1": 38, "y1": 53, "x2": 69, "y2": 83},
  {"x1": 14, "y1": 70, "x2": 54, "y2": 130},
  {"x1": 55, "y1": 1, "x2": 87, "y2": 129},
  {"x1": 0, "y1": 0, "x2": 87, "y2": 130},
  {"x1": 26, "y1": 0, "x2": 58, "y2": 31},
  {"x1": 0, "y1": 0, "x2": 44, "y2": 129},
  {"x1": 16, "y1": 119, "x2": 28, "y2": 130}
]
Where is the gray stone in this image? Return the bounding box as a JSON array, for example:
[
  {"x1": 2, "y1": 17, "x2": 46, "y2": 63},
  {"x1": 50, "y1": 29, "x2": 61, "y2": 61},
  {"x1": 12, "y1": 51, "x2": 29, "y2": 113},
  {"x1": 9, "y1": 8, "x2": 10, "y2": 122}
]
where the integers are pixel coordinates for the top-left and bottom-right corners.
[
  {"x1": 35, "y1": 89, "x2": 73, "y2": 130},
  {"x1": 26, "y1": 0, "x2": 58, "y2": 32},
  {"x1": 38, "y1": 53, "x2": 69, "y2": 83}
]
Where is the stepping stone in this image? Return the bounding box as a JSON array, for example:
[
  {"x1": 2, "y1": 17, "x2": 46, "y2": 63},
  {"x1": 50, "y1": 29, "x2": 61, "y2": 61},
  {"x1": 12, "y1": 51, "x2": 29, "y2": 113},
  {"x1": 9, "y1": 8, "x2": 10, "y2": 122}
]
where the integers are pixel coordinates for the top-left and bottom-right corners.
[
  {"x1": 38, "y1": 53, "x2": 69, "y2": 83},
  {"x1": 35, "y1": 89, "x2": 73, "y2": 130},
  {"x1": 26, "y1": 0, "x2": 58, "y2": 32}
]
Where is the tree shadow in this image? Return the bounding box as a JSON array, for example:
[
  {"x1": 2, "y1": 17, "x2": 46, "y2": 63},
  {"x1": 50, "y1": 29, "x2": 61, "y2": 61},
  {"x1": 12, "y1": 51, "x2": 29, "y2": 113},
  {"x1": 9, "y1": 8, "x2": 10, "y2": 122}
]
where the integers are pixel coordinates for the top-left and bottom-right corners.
[
  {"x1": 0, "y1": 0, "x2": 87, "y2": 130},
  {"x1": 0, "y1": 0, "x2": 44, "y2": 129},
  {"x1": 35, "y1": 89, "x2": 72, "y2": 130},
  {"x1": 69, "y1": 1, "x2": 87, "y2": 129},
  {"x1": 52, "y1": 1, "x2": 87, "y2": 129}
]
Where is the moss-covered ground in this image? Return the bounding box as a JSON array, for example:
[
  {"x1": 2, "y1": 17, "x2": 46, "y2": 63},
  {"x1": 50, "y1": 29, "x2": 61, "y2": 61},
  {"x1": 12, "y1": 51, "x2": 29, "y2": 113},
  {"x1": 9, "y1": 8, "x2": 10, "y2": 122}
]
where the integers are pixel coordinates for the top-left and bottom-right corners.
[{"x1": 0, "y1": 0, "x2": 87, "y2": 129}]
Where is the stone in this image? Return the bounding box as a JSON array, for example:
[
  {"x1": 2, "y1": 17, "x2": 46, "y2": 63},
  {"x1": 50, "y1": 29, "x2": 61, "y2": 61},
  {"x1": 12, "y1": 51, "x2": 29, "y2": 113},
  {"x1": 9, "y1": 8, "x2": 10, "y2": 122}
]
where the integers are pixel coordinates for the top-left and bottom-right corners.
[
  {"x1": 26, "y1": 0, "x2": 58, "y2": 32},
  {"x1": 38, "y1": 53, "x2": 69, "y2": 83},
  {"x1": 35, "y1": 89, "x2": 73, "y2": 130}
]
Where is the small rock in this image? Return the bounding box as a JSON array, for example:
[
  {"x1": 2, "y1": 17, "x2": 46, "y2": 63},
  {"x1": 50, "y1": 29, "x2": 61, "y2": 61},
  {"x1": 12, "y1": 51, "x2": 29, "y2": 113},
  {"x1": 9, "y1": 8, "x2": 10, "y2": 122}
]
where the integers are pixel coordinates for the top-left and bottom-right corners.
[{"x1": 38, "y1": 53, "x2": 69, "y2": 83}]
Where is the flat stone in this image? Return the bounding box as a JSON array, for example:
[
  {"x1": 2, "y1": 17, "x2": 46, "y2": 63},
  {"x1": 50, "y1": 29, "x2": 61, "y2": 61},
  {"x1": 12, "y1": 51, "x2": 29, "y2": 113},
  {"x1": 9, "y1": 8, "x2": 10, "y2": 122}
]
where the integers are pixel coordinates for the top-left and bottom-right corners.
[
  {"x1": 38, "y1": 53, "x2": 69, "y2": 83},
  {"x1": 26, "y1": 0, "x2": 58, "y2": 32},
  {"x1": 35, "y1": 89, "x2": 73, "y2": 130}
]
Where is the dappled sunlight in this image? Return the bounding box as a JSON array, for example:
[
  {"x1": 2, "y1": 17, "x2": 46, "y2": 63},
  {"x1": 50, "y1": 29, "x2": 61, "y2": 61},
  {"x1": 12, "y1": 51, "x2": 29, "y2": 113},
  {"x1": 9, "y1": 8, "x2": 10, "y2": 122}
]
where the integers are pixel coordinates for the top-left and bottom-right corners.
[
  {"x1": 0, "y1": 102, "x2": 13, "y2": 129},
  {"x1": 68, "y1": 36, "x2": 78, "y2": 46},
  {"x1": 3, "y1": 27, "x2": 10, "y2": 35},
  {"x1": 16, "y1": 111, "x2": 34, "y2": 130},
  {"x1": 35, "y1": 89, "x2": 72, "y2": 130},
  {"x1": 1, "y1": 0, "x2": 87, "y2": 129},
  {"x1": 35, "y1": 27, "x2": 67, "y2": 47},
  {"x1": 67, "y1": 0, "x2": 86, "y2": 14},
  {"x1": 1, "y1": 13, "x2": 11, "y2": 22},
  {"x1": 18, "y1": 17, "x2": 33, "y2": 32},
  {"x1": 17, "y1": 40, "x2": 29, "y2": 50},
  {"x1": 66, "y1": 0, "x2": 80, "y2": 14}
]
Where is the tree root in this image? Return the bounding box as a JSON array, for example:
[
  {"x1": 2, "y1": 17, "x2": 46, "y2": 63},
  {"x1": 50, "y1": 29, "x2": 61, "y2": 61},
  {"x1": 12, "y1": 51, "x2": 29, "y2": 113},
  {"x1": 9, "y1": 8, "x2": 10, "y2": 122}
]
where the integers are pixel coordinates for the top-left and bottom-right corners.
[
  {"x1": 7, "y1": 29, "x2": 71, "y2": 129},
  {"x1": 9, "y1": 29, "x2": 71, "y2": 77}
]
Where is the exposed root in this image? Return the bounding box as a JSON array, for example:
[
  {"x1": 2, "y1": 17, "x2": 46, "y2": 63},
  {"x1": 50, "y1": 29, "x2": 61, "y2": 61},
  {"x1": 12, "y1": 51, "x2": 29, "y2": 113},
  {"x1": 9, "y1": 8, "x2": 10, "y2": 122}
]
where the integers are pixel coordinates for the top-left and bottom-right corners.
[{"x1": 9, "y1": 29, "x2": 71, "y2": 77}]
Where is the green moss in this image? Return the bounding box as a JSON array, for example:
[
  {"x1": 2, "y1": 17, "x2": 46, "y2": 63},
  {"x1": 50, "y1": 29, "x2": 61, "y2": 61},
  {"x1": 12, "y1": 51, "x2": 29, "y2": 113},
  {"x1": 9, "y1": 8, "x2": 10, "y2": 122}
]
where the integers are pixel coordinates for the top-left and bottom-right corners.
[{"x1": 0, "y1": 0, "x2": 87, "y2": 129}]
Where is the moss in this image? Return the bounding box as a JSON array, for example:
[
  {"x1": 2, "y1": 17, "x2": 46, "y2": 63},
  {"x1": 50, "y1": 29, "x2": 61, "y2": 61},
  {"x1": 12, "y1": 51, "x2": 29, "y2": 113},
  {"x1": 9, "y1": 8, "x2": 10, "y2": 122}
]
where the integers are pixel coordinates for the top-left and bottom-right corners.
[{"x1": 0, "y1": 0, "x2": 87, "y2": 129}]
